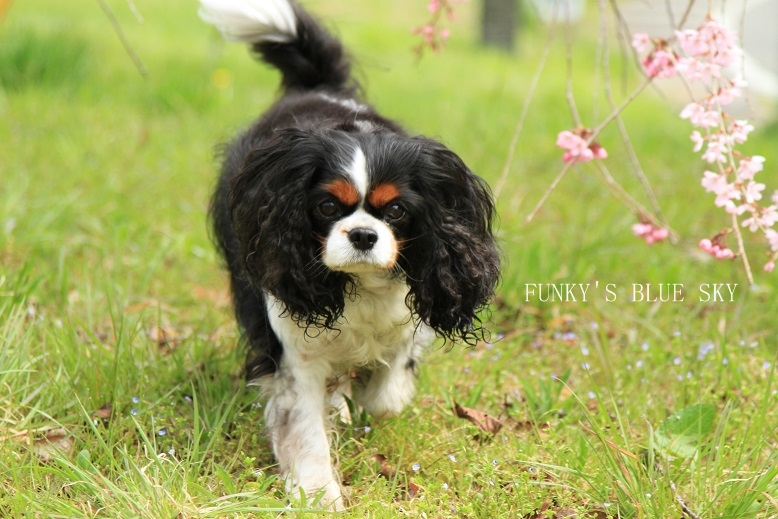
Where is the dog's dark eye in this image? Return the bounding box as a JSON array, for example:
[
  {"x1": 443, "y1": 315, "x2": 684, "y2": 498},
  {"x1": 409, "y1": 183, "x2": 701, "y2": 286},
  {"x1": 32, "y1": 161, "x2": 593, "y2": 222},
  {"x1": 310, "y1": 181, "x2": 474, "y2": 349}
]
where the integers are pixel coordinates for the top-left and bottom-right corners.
[
  {"x1": 316, "y1": 200, "x2": 341, "y2": 219},
  {"x1": 384, "y1": 203, "x2": 406, "y2": 222}
]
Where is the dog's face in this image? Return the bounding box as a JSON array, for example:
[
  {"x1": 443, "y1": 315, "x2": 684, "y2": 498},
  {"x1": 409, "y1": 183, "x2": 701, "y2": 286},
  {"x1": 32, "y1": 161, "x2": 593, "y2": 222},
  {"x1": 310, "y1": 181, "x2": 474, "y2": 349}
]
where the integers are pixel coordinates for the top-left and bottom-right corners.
[
  {"x1": 310, "y1": 147, "x2": 419, "y2": 274},
  {"x1": 229, "y1": 127, "x2": 499, "y2": 341}
]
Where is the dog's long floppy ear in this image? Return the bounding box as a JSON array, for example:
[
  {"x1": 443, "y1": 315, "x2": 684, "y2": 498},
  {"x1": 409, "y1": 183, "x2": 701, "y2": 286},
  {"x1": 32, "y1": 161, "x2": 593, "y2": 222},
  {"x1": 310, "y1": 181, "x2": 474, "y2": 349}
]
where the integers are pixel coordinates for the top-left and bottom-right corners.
[
  {"x1": 229, "y1": 129, "x2": 350, "y2": 328},
  {"x1": 402, "y1": 137, "x2": 501, "y2": 344}
]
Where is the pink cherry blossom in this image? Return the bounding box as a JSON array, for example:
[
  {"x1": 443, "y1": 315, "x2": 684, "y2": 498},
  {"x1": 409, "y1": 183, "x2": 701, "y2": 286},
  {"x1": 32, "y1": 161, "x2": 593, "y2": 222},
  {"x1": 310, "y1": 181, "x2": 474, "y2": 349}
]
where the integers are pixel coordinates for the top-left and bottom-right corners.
[
  {"x1": 631, "y1": 32, "x2": 651, "y2": 53},
  {"x1": 736, "y1": 156, "x2": 765, "y2": 181},
  {"x1": 675, "y1": 29, "x2": 709, "y2": 56},
  {"x1": 676, "y1": 57, "x2": 720, "y2": 82},
  {"x1": 742, "y1": 205, "x2": 778, "y2": 232},
  {"x1": 726, "y1": 120, "x2": 754, "y2": 145},
  {"x1": 743, "y1": 181, "x2": 766, "y2": 204},
  {"x1": 680, "y1": 102, "x2": 721, "y2": 128},
  {"x1": 767, "y1": 230, "x2": 778, "y2": 251},
  {"x1": 690, "y1": 131, "x2": 704, "y2": 152},
  {"x1": 642, "y1": 49, "x2": 677, "y2": 78},
  {"x1": 701, "y1": 136, "x2": 729, "y2": 164},
  {"x1": 632, "y1": 221, "x2": 669, "y2": 244},
  {"x1": 556, "y1": 129, "x2": 607, "y2": 164},
  {"x1": 629, "y1": 18, "x2": 774, "y2": 275},
  {"x1": 699, "y1": 234, "x2": 736, "y2": 260}
]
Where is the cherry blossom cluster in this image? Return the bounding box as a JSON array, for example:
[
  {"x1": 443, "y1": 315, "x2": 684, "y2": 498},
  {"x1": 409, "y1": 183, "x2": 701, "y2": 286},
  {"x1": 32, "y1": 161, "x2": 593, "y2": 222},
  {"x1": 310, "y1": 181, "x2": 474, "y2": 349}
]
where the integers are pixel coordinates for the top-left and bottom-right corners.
[
  {"x1": 556, "y1": 127, "x2": 608, "y2": 163},
  {"x1": 413, "y1": 0, "x2": 467, "y2": 54},
  {"x1": 699, "y1": 233, "x2": 736, "y2": 260},
  {"x1": 632, "y1": 221, "x2": 669, "y2": 244},
  {"x1": 632, "y1": 19, "x2": 778, "y2": 273}
]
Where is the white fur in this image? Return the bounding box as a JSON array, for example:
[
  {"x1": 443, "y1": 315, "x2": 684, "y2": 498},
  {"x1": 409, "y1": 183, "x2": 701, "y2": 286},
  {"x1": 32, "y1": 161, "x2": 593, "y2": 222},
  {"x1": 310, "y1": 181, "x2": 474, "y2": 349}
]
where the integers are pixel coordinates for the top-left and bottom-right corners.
[
  {"x1": 345, "y1": 147, "x2": 369, "y2": 197},
  {"x1": 318, "y1": 93, "x2": 368, "y2": 114},
  {"x1": 323, "y1": 209, "x2": 397, "y2": 272},
  {"x1": 198, "y1": 0, "x2": 297, "y2": 43},
  {"x1": 262, "y1": 275, "x2": 432, "y2": 510}
]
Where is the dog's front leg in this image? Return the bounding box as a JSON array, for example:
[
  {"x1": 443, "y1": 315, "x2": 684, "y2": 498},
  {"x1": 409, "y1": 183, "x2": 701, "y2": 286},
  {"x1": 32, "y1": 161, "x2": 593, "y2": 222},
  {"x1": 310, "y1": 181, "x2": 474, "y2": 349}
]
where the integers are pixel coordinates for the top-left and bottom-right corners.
[{"x1": 264, "y1": 360, "x2": 344, "y2": 510}]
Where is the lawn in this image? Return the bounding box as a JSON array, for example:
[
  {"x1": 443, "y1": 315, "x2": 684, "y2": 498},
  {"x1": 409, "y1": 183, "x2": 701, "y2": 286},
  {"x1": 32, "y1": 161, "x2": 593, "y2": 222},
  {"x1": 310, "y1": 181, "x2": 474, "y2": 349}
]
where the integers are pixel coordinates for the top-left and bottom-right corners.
[{"x1": 1, "y1": 0, "x2": 776, "y2": 517}]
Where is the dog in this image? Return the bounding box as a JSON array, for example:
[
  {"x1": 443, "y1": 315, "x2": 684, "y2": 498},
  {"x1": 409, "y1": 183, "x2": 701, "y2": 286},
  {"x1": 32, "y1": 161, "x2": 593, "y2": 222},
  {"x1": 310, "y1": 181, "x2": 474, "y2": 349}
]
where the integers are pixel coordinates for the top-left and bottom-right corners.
[{"x1": 200, "y1": 0, "x2": 500, "y2": 510}]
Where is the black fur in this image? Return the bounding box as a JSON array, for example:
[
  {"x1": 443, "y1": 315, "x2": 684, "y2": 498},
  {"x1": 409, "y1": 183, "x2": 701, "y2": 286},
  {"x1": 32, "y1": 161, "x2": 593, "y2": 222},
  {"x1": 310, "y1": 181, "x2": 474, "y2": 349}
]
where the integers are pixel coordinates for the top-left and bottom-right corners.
[{"x1": 208, "y1": 2, "x2": 500, "y2": 381}]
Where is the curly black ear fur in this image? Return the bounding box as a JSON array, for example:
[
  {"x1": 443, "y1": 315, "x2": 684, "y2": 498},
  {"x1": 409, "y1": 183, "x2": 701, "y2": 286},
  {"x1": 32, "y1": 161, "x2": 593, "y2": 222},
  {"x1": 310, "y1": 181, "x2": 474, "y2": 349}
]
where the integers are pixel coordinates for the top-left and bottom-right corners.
[
  {"x1": 401, "y1": 137, "x2": 500, "y2": 344},
  {"x1": 229, "y1": 129, "x2": 351, "y2": 329}
]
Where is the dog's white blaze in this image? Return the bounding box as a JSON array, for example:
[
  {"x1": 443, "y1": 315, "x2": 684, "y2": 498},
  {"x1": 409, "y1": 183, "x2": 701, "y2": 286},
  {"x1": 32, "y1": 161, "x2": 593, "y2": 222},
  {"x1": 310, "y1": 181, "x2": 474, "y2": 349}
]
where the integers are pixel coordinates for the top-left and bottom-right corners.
[
  {"x1": 199, "y1": 0, "x2": 296, "y2": 43},
  {"x1": 323, "y1": 210, "x2": 397, "y2": 272},
  {"x1": 345, "y1": 147, "x2": 369, "y2": 198}
]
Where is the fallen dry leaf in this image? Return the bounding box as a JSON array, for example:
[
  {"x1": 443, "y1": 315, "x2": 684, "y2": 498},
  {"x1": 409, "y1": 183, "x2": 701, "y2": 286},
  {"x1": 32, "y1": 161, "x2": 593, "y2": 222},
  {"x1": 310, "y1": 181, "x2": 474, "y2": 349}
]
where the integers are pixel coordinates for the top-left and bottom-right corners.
[
  {"x1": 124, "y1": 299, "x2": 179, "y2": 315},
  {"x1": 453, "y1": 403, "x2": 503, "y2": 434},
  {"x1": 33, "y1": 428, "x2": 73, "y2": 463},
  {"x1": 93, "y1": 402, "x2": 112, "y2": 423},
  {"x1": 522, "y1": 499, "x2": 552, "y2": 519},
  {"x1": 372, "y1": 454, "x2": 420, "y2": 501},
  {"x1": 148, "y1": 325, "x2": 188, "y2": 352},
  {"x1": 192, "y1": 286, "x2": 231, "y2": 308}
]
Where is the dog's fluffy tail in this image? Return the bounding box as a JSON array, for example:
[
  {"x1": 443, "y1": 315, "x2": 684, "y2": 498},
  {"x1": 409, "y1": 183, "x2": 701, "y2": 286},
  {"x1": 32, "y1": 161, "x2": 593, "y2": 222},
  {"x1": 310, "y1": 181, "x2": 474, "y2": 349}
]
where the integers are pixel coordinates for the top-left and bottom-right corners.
[{"x1": 199, "y1": 0, "x2": 355, "y2": 93}]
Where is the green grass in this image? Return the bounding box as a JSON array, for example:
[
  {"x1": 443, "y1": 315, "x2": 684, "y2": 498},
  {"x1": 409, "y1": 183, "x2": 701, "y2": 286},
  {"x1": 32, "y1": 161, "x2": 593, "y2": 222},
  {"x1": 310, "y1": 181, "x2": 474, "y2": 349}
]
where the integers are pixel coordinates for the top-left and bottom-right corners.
[{"x1": 1, "y1": 0, "x2": 777, "y2": 517}]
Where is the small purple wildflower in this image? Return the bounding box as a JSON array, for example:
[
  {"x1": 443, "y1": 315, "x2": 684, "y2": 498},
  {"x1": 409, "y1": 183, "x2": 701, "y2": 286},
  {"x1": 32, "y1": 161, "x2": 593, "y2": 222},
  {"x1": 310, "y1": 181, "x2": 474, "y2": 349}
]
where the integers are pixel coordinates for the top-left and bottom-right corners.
[{"x1": 698, "y1": 342, "x2": 715, "y2": 360}]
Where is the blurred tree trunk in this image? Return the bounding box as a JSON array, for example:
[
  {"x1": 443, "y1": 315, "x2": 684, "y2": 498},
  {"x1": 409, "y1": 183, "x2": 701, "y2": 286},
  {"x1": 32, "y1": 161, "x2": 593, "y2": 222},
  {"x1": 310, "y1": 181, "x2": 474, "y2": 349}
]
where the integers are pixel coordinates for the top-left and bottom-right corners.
[{"x1": 481, "y1": 0, "x2": 518, "y2": 51}]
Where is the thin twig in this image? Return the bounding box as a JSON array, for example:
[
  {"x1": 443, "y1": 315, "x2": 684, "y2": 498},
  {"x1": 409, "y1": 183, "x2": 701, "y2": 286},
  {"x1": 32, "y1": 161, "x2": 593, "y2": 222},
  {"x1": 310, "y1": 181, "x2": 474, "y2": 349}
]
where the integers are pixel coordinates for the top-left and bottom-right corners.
[
  {"x1": 526, "y1": 77, "x2": 651, "y2": 224},
  {"x1": 654, "y1": 460, "x2": 702, "y2": 519},
  {"x1": 675, "y1": 0, "x2": 698, "y2": 30},
  {"x1": 493, "y1": 11, "x2": 559, "y2": 200},
  {"x1": 525, "y1": 161, "x2": 574, "y2": 223},
  {"x1": 591, "y1": 161, "x2": 671, "y2": 235},
  {"x1": 564, "y1": 2, "x2": 583, "y2": 126},
  {"x1": 668, "y1": 479, "x2": 702, "y2": 519},
  {"x1": 97, "y1": 0, "x2": 148, "y2": 78},
  {"x1": 731, "y1": 212, "x2": 754, "y2": 285},
  {"x1": 598, "y1": 0, "x2": 669, "y2": 230}
]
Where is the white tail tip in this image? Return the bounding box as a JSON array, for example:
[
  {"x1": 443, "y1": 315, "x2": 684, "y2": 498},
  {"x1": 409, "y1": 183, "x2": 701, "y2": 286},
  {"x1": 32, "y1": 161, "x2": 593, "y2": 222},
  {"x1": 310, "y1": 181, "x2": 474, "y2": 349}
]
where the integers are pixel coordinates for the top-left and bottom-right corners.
[{"x1": 199, "y1": 0, "x2": 297, "y2": 43}]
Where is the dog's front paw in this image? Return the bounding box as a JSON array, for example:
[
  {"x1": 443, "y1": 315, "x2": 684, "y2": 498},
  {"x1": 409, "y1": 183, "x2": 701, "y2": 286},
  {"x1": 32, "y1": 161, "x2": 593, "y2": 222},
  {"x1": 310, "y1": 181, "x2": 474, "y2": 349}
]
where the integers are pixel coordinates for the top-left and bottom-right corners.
[{"x1": 290, "y1": 478, "x2": 345, "y2": 511}]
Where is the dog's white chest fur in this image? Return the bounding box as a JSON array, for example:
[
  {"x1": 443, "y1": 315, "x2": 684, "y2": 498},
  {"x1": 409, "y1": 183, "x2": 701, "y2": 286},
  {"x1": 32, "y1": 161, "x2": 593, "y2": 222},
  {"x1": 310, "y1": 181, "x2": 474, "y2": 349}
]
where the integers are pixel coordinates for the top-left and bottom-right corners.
[
  {"x1": 262, "y1": 275, "x2": 432, "y2": 510},
  {"x1": 266, "y1": 273, "x2": 428, "y2": 367}
]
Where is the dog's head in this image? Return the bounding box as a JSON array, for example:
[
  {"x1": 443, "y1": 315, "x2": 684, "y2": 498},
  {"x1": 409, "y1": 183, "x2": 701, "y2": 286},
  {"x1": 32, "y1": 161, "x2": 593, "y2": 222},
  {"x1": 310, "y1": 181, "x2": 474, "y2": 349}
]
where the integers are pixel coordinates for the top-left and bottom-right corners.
[{"x1": 230, "y1": 127, "x2": 500, "y2": 342}]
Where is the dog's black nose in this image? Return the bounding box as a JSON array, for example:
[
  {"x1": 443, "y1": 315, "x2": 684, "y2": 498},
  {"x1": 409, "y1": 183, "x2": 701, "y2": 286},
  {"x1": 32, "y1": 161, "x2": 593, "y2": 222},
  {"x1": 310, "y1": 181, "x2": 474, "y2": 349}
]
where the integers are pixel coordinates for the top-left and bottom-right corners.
[{"x1": 348, "y1": 228, "x2": 378, "y2": 251}]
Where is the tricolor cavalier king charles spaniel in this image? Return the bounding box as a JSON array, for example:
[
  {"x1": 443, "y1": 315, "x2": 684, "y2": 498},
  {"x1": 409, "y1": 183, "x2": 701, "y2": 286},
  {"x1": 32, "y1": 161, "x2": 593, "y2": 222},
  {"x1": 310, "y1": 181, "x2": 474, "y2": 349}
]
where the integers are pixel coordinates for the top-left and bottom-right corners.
[{"x1": 200, "y1": 0, "x2": 500, "y2": 509}]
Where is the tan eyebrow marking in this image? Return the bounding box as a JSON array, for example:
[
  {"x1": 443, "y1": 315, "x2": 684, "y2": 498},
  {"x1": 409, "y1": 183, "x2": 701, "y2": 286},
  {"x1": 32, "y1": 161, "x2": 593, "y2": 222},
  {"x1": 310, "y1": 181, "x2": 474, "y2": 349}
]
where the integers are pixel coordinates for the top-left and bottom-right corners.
[
  {"x1": 368, "y1": 183, "x2": 400, "y2": 208},
  {"x1": 325, "y1": 179, "x2": 359, "y2": 206}
]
